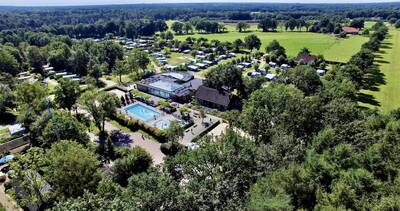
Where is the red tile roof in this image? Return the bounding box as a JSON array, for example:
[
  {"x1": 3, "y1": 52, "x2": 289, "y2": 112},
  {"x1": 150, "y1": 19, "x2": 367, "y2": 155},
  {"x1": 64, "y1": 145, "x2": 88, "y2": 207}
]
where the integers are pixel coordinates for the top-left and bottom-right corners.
[
  {"x1": 296, "y1": 53, "x2": 317, "y2": 63},
  {"x1": 342, "y1": 27, "x2": 360, "y2": 34}
]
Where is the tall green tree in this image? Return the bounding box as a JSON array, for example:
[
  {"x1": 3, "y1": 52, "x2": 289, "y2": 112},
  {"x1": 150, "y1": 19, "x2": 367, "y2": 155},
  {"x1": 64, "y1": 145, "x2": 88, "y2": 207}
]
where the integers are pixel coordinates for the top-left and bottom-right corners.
[
  {"x1": 14, "y1": 82, "x2": 47, "y2": 127},
  {"x1": 39, "y1": 111, "x2": 89, "y2": 147},
  {"x1": 236, "y1": 21, "x2": 250, "y2": 32},
  {"x1": 44, "y1": 141, "x2": 101, "y2": 199},
  {"x1": 79, "y1": 90, "x2": 119, "y2": 134},
  {"x1": 244, "y1": 34, "x2": 261, "y2": 51},
  {"x1": 27, "y1": 46, "x2": 46, "y2": 74},
  {"x1": 0, "y1": 48, "x2": 19, "y2": 76},
  {"x1": 112, "y1": 147, "x2": 153, "y2": 186},
  {"x1": 54, "y1": 79, "x2": 81, "y2": 111},
  {"x1": 171, "y1": 21, "x2": 185, "y2": 34},
  {"x1": 112, "y1": 59, "x2": 128, "y2": 83}
]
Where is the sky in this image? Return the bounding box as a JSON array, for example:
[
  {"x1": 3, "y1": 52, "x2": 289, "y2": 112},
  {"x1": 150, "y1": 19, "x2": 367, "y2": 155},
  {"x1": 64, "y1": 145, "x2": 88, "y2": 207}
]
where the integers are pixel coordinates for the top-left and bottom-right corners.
[{"x1": 0, "y1": 0, "x2": 399, "y2": 6}]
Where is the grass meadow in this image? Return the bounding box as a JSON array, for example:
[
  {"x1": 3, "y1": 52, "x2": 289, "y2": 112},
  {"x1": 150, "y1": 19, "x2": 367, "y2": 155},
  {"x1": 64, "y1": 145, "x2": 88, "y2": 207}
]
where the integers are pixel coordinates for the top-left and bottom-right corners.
[
  {"x1": 167, "y1": 20, "x2": 369, "y2": 62},
  {"x1": 360, "y1": 27, "x2": 400, "y2": 112}
]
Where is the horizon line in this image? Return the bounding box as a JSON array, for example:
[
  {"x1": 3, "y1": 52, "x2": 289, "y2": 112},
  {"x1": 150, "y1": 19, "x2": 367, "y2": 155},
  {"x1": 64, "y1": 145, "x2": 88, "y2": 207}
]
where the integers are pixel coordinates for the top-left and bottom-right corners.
[{"x1": 1, "y1": 1, "x2": 400, "y2": 7}]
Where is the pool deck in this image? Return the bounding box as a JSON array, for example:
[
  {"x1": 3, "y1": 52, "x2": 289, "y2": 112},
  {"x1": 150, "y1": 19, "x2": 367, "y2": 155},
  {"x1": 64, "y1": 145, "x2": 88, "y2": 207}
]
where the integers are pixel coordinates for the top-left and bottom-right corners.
[{"x1": 123, "y1": 102, "x2": 178, "y2": 129}]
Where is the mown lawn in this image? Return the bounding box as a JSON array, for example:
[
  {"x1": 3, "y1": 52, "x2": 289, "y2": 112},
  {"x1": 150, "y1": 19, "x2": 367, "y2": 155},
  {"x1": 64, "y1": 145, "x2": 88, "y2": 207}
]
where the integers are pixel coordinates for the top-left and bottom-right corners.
[
  {"x1": 167, "y1": 20, "x2": 368, "y2": 62},
  {"x1": 360, "y1": 27, "x2": 400, "y2": 113},
  {"x1": 167, "y1": 52, "x2": 193, "y2": 65}
]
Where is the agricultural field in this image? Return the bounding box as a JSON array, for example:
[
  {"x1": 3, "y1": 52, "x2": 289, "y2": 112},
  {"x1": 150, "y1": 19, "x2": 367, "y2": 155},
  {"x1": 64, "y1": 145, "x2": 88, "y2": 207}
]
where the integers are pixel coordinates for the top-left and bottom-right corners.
[
  {"x1": 167, "y1": 20, "x2": 369, "y2": 63},
  {"x1": 360, "y1": 27, "x2": 400, "y2": 112}
]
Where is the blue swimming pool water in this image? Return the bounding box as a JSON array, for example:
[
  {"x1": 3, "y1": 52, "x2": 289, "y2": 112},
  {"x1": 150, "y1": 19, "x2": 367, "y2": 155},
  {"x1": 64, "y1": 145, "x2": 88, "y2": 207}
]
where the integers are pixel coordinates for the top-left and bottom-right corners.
[
  {"x1": 125, "y1": 103, "x2": 160, "y2": 122},
  {"x1": 154, "y1": 120, "x2": 171, "y2": 129}
]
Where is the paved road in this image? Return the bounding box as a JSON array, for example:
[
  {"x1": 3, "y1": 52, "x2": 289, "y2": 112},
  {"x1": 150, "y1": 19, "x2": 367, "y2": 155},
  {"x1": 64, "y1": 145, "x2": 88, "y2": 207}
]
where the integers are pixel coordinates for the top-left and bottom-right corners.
[{"x1": 103, "y1": 122, "x2": 165, "y2": 165}]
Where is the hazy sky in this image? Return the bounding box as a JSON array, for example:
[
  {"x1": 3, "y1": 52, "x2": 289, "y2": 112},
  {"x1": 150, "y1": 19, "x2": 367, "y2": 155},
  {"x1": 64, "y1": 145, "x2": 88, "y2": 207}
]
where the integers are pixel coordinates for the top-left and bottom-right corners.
[{"x1": 1, "y1": 0, "x2": 399, "y2": 6}]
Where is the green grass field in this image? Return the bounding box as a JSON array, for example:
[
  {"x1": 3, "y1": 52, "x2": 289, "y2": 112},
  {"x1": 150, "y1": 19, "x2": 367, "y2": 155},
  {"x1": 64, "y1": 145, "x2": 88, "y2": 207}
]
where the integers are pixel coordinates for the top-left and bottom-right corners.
[
  {"x1": 167, "y1": 20, "x2": 368, "y2": 62},
  {"x1": 360, "y1": 27, "x2": 400, "y2": 113},
  {"x1": 167, "y1": 52, "x2": 194, "y2": 65}
]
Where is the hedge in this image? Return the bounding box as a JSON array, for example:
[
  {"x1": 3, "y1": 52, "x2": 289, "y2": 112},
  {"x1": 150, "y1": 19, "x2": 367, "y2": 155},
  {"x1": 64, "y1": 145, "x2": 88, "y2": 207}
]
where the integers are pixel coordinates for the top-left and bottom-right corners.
[
  {"x1": 191, "y1": 120, "x2": 221, "y2": 142},
  {"x1": 111, "y1": 111, "x2": 168, "y2": 143}
]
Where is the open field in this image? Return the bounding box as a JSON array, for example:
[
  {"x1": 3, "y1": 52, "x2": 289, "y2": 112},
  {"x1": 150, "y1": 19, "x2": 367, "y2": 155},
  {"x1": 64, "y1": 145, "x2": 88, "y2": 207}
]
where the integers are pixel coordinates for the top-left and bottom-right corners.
[
  {"x1": 167, "y1": 52, "x2": 194, "y2": 65},
  {"x1": 360, "y1": 27, "x2": 400, "y2": 113},
  {"x1": 167, "y1": 20, "x2": 369, "y2": 62}
]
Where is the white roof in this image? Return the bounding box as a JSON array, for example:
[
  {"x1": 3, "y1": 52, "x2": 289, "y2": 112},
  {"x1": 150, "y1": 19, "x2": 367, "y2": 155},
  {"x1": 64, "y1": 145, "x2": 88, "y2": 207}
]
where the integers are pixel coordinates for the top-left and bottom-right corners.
[
  {"x1": 195, "y1": 63, "x2": 207, "y2": 68},
  {"x1": 266, "y1": 73, "x2": 277, "y2": 80},
  {"x1": 188, "y1": 65, "x2": 199, "y2": 70},
  {"x1": 8, "y1": 124, "x2": 25, "y2": 135},
  {"x1": 63, "y1": 74, "x2": 77, "y2": 79},
  {"x1": 186, "y1": 142, "x2": 200, "y2": 150},
  {"x1": 55, "y1": 72, "x2": 67, "y2": 76},
  {"x1": 268, "y1": 62, "x2": 277, "y2": 66}
]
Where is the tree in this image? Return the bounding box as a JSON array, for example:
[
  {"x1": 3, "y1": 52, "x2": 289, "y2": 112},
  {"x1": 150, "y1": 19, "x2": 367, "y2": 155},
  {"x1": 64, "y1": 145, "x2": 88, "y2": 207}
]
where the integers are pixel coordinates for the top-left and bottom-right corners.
[
  {"x1": 279, "y1": 65, "x2": 322, "y2": 95},
  {"x1": 69, "y1": 48, "x2": 90, "y2": 76},
  {"x1": 241, "y1": 84, "x2": 320, "y2": 142},
  {"x1": 79, "y1": 90, "x2": 119, "y2": 134},
  {"x1": 101, "y1": 41, "x2": 123, "y2": 72},
  {"x1": 183, "y1": 22, "x2": 193, "y2": 34},
  {"x1": 244, "y1": 34, "x2": 261, "y2": 51},
  {"x1": 48, "y1": 42, "x2": 71, "y2": 71},
  {"x1": 0, "y1": 84, "x2": 14, "y2": 118},
  {"x1": 127, "y1": 49, "x2": 150, "y2": 75},
  {"x1": 44, "y1": 141, "x2": 101, "y2": 199},
  {"x1": 54, "y1": 79, "x2": 81, "y2": 110},
  {"x1": 258, "y1": 18, "x2": 277, "y2": 32},
  {"x1": 9, "y1": 147, "x2": 50, "y2": 209},
  {"x1": 87, "y1": 59, "x2": 105, "y2": 86},
  {"x1": 165, "y1": 130, "x2": 261, "y2": 210},
  {"x1": 124, "y1": 172, "x2": 180, "y2": 210},
  {"x1": 349, "y1": 48, "x2": 375, "y2": 70},
  {"x1": 395, "y1": 20, "x2": 400, "y2": 29},
  {"x1": 40, "y1": 111, "x2": 89, "y2": 147},
  {"x1": 204, "y1": 64, "x2": 244, "y2": 94},
  {"x1": 233, "y1": 38, "x2": 244, "y2": 52},
  {"x1": 112, "y1": 147, "x2": 153, "y2": 186},
  {"x1": 236, "y1": 21, "x2": 249, "y2": 32},
  {"x1": 165, "y1": 121, "x2": 184, "y2": 142},
  {"x1": 171, "y1": 21, "x2": 184, "y2": 34},
  {"x1": 165, "y1": 31, "x2": 174, "y2": 40},
  {"x1": 249, "y1": 164, "x2": 315, "y2": 210},
  {"x1": 112, "y1": 59, "x2": 128, "y2": 83},
  {"x1": 266, "y1": 40, "x2": 286, "y2": 58},
  {"x1": 14, "y1": 82, "x2": 47, "y2": 128},
  {"x1": 350, "y1": 18, "x2": 365, "y2": 29},
  {"x1": 0, "y1": 48, "x2": 19, "y2": 76},
  {"x1": 27, "y1": 46, "x2": 46, "y2": 74}
]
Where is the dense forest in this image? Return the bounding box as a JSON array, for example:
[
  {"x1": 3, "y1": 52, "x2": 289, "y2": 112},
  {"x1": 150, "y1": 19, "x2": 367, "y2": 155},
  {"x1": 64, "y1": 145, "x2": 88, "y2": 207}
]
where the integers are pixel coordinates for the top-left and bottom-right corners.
[{"x1": 0, "y1": 3, "x2": 400, "y2": 211}]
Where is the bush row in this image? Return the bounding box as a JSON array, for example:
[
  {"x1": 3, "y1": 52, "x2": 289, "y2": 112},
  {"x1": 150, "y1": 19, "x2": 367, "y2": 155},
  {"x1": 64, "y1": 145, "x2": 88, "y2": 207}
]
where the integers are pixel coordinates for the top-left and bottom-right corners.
[
  {"x1": 191, "y1": 120, "x2": 221, "y2": 142},
  {"x1": 111, "y1": 111, "x2": 168, "y2": 143}
]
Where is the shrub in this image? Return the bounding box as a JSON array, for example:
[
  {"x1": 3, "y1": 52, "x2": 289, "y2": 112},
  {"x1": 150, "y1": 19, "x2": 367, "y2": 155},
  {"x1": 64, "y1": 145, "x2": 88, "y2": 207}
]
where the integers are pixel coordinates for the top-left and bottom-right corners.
[
  {"x1": 160, "y1": 141, "x2": 184, "y2": 156},
  {"x1": 112, "y1": 112, "x2": 167, "y2": 142}
]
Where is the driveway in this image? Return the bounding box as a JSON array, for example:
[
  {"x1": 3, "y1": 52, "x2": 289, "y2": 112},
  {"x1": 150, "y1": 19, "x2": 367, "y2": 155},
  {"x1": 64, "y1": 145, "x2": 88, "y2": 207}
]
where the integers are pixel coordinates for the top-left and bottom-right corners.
[{"x1": 103, "y1": 122, "x2": 165, "y2": 165}]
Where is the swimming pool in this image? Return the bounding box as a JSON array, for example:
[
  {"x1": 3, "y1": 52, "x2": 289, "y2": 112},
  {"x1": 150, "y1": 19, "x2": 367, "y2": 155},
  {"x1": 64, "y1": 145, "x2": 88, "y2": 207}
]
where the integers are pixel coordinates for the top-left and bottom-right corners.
[
  {"x1": 154, "y1": 119, "x2": 171, "y2": 129},
  {"x1": 124, "y1": 103, "x2": 160, "y2": 122}
]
